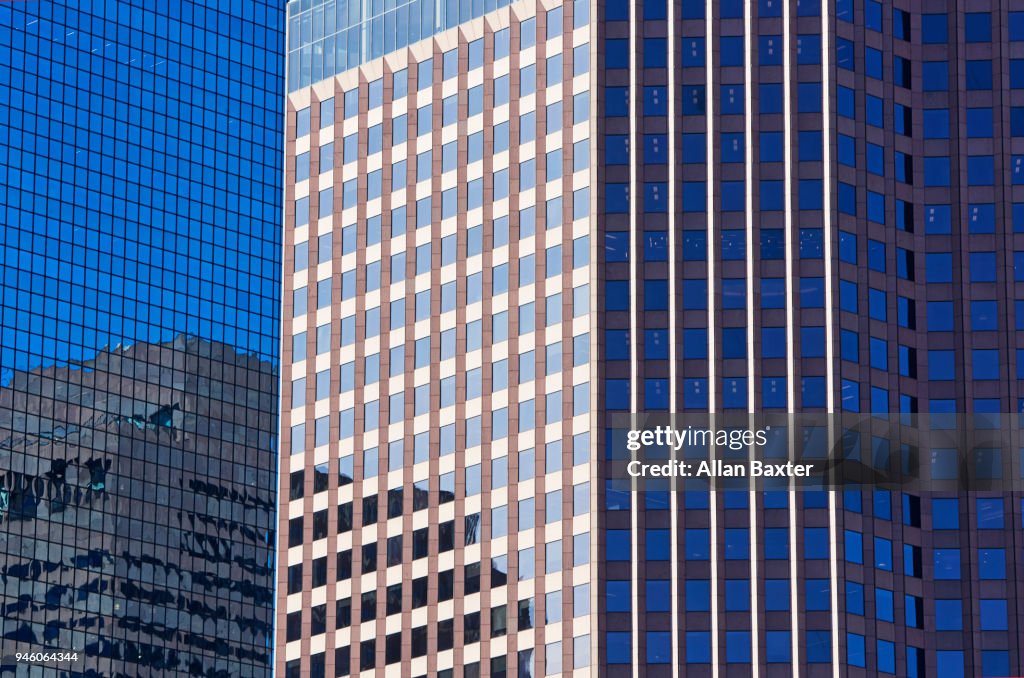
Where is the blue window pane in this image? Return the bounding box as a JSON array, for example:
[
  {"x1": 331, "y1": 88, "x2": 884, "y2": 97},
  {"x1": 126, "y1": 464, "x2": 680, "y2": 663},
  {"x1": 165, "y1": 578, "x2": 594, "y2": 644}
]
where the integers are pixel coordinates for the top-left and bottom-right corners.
[
  {"x1": 982, "y1": 652, "x2": 1010, "y2": 677},
  {"x1": 766, "y1": 631, "x2": 791, "y2": 663},
  {"x1": 686, "y1": 580, "x2": 711, "y2": 611},
  {"x1": 805, "y1": 579, "x2": 830, "y2": 610},
  {"x1": 934, "y1": 549, "x2": 961, "y2": 580},
  {"x1": 804, "y1": 527, "x2": 828, "y2": 559},
  {"x1": 685, "y1": 529, "x2": 710, "y2": 559},
  {"x1": 646, "y1": 632, "x2": 671, "y2": 664},
  {"x1": 725, "y1": 579, "x2": 751, "y2": 611},
  {"x1": 923, "y1": 14, "x2": 948, "y2": 42},
  {"x1": 966, "y1": 59, "x2": 992, "y2": 89},
  {"x1": 646, "y1": 581, "x2": 671, "y2": 612},
  {"x1": 686, "y1": 632, "x2": 711, "y2": 663},
  {"x1": 846, "y1": 581, "x2": 864, "y2": 614},
  {"x1": 979, "y1": 548, "x2": 1006, "y2": 580},
  {"x1": 606, "y1": 580, "x2": 631, "y2": 612},
  {"x1": 980, "y1": 599, "x2": 1007, "y2": 630},
  {"x1": 645, "y1": 529, "x2": 670, "y2": 560},
  {"x1": 877, "y1": 639, "x2": 895, "y2": 674},
  {"x1": 726, "y1": 631, "x2": 751, "y2": 663},
  {"x1": 607, "y1": 632, "x2": 631, "y2": 664},
  {"x1": 977, "y1": 497, "x2": 1004, "y2": 528},
  {"x1": 937, "y1": 652, "x2": 965, "y2": 678},
  {"x1": 847, "y1": 633, "x2": 866, "y2": 668},
  {"x1": 923, "y1": 61, "x2": 949, "y2": 90},
  {"x1": 805, "y1": 631, "x2": 831, "y2": 663},
  {"x1": 762, "y1": 327, "x2": 786, "y2": 359}
]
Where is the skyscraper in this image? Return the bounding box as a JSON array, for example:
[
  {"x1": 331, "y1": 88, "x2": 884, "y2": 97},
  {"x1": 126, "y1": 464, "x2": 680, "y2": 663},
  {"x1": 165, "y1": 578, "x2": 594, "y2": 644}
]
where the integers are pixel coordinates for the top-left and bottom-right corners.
[
  {"x1": 605, "y1": 0, "x2": 1024, "y2": 674},
  {"x1": 281, "y1": 1, "x2": 1024, "y2": 677},
  {"x1": 279, "y1": 1, "x2": 593, "y2": 675},
  {"x1": 0, "y1": 1, "x2": 284, "y2": 675}
]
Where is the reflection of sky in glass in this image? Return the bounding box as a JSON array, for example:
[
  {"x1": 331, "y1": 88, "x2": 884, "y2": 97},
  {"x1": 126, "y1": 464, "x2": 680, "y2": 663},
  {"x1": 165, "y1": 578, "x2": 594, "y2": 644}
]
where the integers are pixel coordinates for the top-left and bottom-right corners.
[
  {"x1": 0, "y1": 1, "x2": 284, "y2": 385},
  {"x1": 287, "y1": 0, "x2": 514, "y2": 90}
]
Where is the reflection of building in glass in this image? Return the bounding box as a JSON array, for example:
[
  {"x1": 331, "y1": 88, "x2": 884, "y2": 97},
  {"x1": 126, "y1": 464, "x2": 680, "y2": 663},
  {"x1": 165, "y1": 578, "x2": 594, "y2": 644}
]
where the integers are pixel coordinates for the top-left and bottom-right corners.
[
  {"x1": 279, "y1": 0, "x2": 594, "y2": 675},
  {"x1": 0, "y1": 338, "x2": 277, "y2": 676}
]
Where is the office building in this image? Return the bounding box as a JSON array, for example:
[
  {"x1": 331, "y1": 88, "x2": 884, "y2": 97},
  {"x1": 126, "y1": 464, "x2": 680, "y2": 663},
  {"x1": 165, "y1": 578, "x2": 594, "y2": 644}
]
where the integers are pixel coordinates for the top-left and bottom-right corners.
[
  {"x1": 602, "y1": 0, "x2": 1024, "y2": 675},
  {"x1": 0, "y1": 1, "x2": 284, "y2": 675},
  {"x1": 281, "y1": 0, "x2": 1024, "y2": 676},
  {"x1": 280, "y1": 0, "x2": 594, "y2": 675}
]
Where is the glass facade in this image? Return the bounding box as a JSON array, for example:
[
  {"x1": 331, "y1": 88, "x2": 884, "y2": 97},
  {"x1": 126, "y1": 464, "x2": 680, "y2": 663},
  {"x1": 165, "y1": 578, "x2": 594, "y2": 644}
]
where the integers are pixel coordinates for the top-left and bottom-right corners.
[
  {"x1": 0, "y1": 1, "x2": 283, "y2": 675},
  {"x1": 287, "y1": 0, "x2": 520, "y2": 90}
]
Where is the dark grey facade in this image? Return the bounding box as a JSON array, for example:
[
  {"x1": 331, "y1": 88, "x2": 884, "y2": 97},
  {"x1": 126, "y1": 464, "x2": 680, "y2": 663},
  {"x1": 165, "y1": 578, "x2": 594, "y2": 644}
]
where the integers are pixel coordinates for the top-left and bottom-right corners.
[{"x1": 596, "y1": 0, "x2": 1024, "y2": 676}]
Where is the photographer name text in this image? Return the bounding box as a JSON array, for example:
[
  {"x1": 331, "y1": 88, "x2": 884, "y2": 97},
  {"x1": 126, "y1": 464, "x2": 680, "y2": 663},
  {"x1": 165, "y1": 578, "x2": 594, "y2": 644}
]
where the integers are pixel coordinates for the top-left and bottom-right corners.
[{"x1": 626, "y1": 459, "x2": 814, "y2": 478}]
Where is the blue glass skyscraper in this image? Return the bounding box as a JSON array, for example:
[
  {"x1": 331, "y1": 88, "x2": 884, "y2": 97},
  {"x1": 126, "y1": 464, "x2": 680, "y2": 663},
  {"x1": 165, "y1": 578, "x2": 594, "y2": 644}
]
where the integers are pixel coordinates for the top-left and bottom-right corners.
[{"x1": 0, "y1": 2, "x2": 283, "y2": 675}]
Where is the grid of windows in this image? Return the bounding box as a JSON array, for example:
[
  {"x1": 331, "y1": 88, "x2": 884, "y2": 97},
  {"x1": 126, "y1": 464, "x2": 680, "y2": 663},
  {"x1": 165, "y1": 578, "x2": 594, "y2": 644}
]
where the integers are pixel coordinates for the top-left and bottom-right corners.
[
  {"x1": 599, "y1": 0, "x2": 1024, "y2": 674},
  {"x1": 0, "y1": 2, "x2": 282, "y2": 675},
  {"x1": 280, "y1": 1, "x2": 592, "y2": 676}
]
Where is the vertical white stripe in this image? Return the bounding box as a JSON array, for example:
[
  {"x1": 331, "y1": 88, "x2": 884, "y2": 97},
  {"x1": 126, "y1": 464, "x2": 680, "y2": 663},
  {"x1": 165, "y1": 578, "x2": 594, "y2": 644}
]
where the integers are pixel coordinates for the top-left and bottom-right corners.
[
  {"x1": 789, "y1": 423, "x2": 800, "y2": 676},
  {"x1": 782, "y1": 0, "x2": 796, "y2": 415},
  {"x1": 781, "y1": 0, "x2": 802, "y2": 674},
  {"x1": 668, "y1": 0, "x2": 679, "y2": 420},
  {"x1": 743, "y1": 0, "x2": 760, "y2": 673},
  {"x1": 705, "y1": 2, "x2": 720, "y2": 675},
  {"x1": 587, "y1": 0, "x2": 601, "y2": 669},
  {"x1": 821, "y1": 0, "x2": 841, "y2": 673},
  {"x1": 744, "y1": 10, "x2": 757, "y2": 415},
  {"x1": 706, "y1": 0, "x2": 717, "y2": 410},
  {"x1": 628, "y1": 2, "x2": 641, "y2": 676},
  {"x1": 821, "y1": 0, "x2": 836, "y2": 419},
  {"x1": 827, "y1": 454, "x2": 840, "y2": 678},
  {"x1": 667, "y1": 0, "x2": 682, "y2": 671}
]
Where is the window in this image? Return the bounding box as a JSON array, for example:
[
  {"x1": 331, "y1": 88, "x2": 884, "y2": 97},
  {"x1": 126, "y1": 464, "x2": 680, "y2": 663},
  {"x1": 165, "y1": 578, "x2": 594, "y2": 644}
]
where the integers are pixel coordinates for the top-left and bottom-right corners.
[
  {"x1": 923, "y1": 61, "x2": 948, "y2": 91},
  {"x1": 806, "y1": 631, "x2": 831, "y2": 663},
  {"x1": 967, "y1": 107, "x2": 993, "y2": 138},
  {"x1": 761, "y1": 83, "x2": 782, "y2": 114},
  {"x1": 967, "y1": 59, "x2": 992, "y2": 89},
  {"x1": 934, "y1": 549, "x2": 961, "y2": 579},
  {"x1": 686, "y1": 632, "x2": 711, "y2": 663},
  {"x1": 797, "y1": 34, "x2": 821, "y2": 64},
  {"x1": 837, "y1": 85, "x2": 854, "y2": 119},
  {"x1": 980, "y1": 599, "x2": 1007, "y2": 630},
  {"x1": 979, "y1": 548, "x2": 1006, "y2": 580},
  {"x1": 865, "y1": 46, "x2": 883, "y2": 79},
  {"x1": 923, "y1": 14, "x2": 948, "y2": 42},
  {"x1": 966, "y1": 12, "x2": 992, "y2": 42},
  {"x1": 978, "y1": 497, "x2": 1005, "y2": 528},
  {"x1": 296, "y1": 107, "x2": 311, "y2": 137}
]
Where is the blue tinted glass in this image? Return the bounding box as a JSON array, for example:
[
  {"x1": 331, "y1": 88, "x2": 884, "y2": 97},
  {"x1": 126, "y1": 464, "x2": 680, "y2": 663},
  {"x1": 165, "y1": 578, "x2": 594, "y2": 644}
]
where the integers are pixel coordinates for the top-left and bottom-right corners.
[
  {"x1": 686, "y1": 580, "x2": 711, "y2": 611},
  {"x1": 765, "y1": 580, "x2": 789, "y2": 610},
  {"x1": 977, "y1": 497, "x2": 1005, "y2": 528},
  {"x1": 923, "y1": 14, "x2": 948, "y2": 42},
  {"x1": 1, "y1": 1, "x2": 282, "y2": 672},
  {"x1": 607, "y1": 632, "x2": 632, "y2": 664}
]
